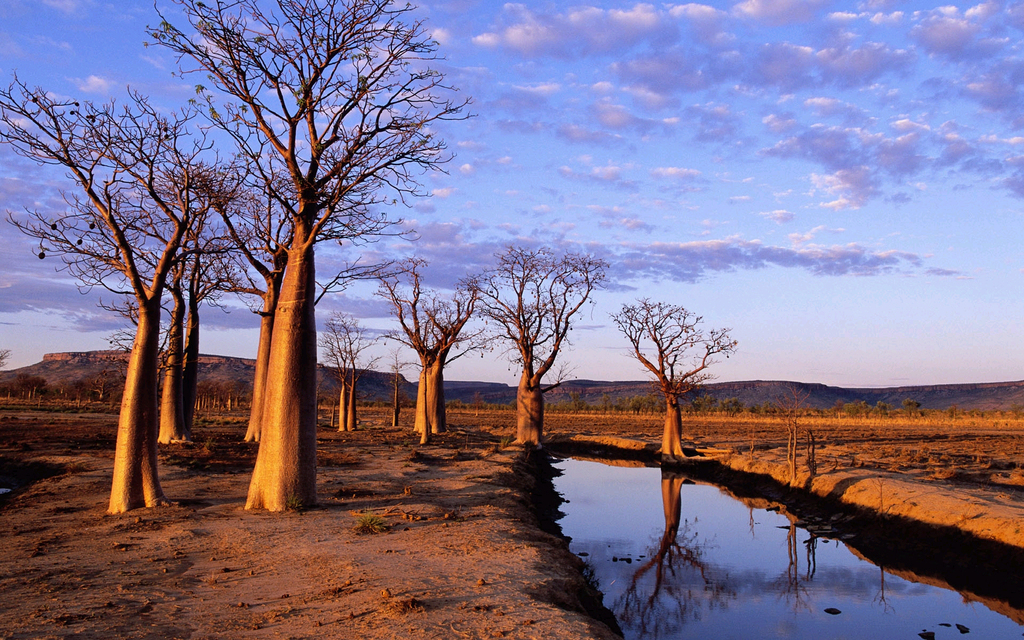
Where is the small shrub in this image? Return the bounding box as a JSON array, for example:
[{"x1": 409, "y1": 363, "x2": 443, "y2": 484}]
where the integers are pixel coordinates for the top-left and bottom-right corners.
[
  {"x1": 285, "y1": 494, "x2": 306, "y2": 513},
  {"x1": 354, "y1": 514, "x2": 389, "y2": 534}
]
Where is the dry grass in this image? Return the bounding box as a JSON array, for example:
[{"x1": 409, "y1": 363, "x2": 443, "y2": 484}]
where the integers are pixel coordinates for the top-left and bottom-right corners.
[{"x1": 439, "y1": 407, "x2": 1024, "y2": 492}]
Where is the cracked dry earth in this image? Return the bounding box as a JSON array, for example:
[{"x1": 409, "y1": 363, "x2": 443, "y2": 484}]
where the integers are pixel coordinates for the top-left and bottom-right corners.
[{"x1": 0, "y1": 415, "x2": 619, "y2": 640}]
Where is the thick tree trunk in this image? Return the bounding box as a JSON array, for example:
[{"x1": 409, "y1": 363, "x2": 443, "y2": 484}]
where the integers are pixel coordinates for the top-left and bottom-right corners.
[
  {"x1": 414, "y1": 368, "x2": 428, "y2": 436},
  {"x1": 109, "y1": 299, "x2": 168, "y2": 513},
  {"x1": 337, "y1": 383, "x2": 348, "y2": 432},
  {"x1": 426, "y1": 361, "x2": 446, "y2": 435},
  {"x1": 158, "y1": 290, "x2": 188, "y2": 444},
  {"x1": 245, "y1": 244, "x2": 318, "y2": 511},
  {"x1": 245, "y1": 289, "x2": 278, "y2": 443},
  {"x1": 516, "y1": 373, "x2": 544, "y2": 446},
  {"x1": 345, "y1": 372, "x2": 357, "y2": 432},
  {"x1": 181, "y1": 299, "x2": 200, "y2": 439},
  {"x1": 660, "y1": 397, "x2": 685, "y2": 461}
]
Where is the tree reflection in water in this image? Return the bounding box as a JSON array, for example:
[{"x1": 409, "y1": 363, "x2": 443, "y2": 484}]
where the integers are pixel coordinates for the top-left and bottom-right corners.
[
  {"x1": 616, "y1": 470, "x2": 736, "y2": 637},
  {"x1": 775, "y1": 523, "x2": 812, "y2": 612}
]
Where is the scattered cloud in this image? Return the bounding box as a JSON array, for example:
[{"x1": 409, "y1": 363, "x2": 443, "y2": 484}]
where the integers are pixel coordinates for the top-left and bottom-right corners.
[
  {"x1": 471, "y1": 3, "x2": 676, "y2": 58},
  {"x1": 559, "y1": 163, "x2": 638, "y2": 191},
  {"x1": 733, "y1": 0, "x2": 828, "y2": 25},
  {"x1": 760, "y1": 209, "x2": 795, "y2": 224},
  {"x1": 650, "y1": 166, "x2": 702, "y2": 181},
  {"x1": 613, "y1": 236, "x2": 936, "y2": 283},
  {"x1": 71, "y1": 75, "x2": 112, "y2": 94},
  {"x1": 810, "y1": 167, "x2": 879, "y2": 209}
]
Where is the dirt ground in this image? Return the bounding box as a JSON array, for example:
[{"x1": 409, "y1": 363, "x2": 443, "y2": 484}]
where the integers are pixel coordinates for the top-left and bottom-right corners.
[
  {"x1": 3, "y1": 405, "x2": 1024, "y2": 639},
  {"x1": 0, "y1": 407, "x2": 618, "y2": 640}
]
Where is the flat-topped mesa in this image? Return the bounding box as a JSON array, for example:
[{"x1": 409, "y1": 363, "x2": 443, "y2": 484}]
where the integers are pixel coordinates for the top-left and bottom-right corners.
[
  {"x1": 196, "y1": 354, "x2": 256, "y2": 366},
  {"x1": 42, "y1": 351, "x2": 128, "y2": 363}
]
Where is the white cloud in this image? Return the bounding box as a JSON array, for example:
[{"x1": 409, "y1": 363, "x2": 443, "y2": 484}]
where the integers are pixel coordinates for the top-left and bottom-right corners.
[
  {"x1": 891, "y1": 119, "x2": 930, "y2": 132},
  {"x1": 870, "y1": 11, "x2": 904, "y2": 25},
  {"x1": 432, "y1": 28, "x2": 452, "y2": 46},
  {"x1": 810, "y1": 167, "x2": 877, "y2": 210},
  {"x1": 763, "y1": 113, "x2": 797, "y2": 133},
  {"x1": 471, "y1": 33, "x2": 500, "y2": 48},
  {"x1": 651, "y1": 166, "x2": 702, "y2": 180},
  {"x1": 760, "y1": 209, "x2": 795, "y2": 224},
  {"x1": 512, "y1": 82, "x2": 561, "y2": 97},
  {"x1": 41, "y1": 0, "x2": 82, "y2": 12},
  {"x1": 72, "y1": 75, "x2": 112, "y2": 94},
  {"x1": 733, "y1": 0, "x2": 827, "y2": 25}
]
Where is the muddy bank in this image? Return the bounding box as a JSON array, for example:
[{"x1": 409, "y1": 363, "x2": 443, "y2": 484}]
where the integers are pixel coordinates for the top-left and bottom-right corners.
[{"x1": 545, "y1": 435, "x2": 1024, "y2": 618}]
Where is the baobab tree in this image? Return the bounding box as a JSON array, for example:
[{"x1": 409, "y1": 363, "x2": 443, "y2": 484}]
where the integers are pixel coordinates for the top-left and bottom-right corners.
[
  {"x1": 377, "y1": 259, "x2": 478, "y2": 444},
  {"x1": 211, "y1": 178, "x2": 290, "y2": 443},
  {"x1": 158, "y1": 260, "x2": 190, "y2": 444},
  {"x1": 612, "y1": 299, "x2": 736, "y2": 462},
  {"x1": 152, "y1": 0, "x2": 467, "y2": 510},
  {"x1": 1, "y1": 80, "x2": 215, "y2": 513},
  {"x1": 320, "y1": 312, "x2": 378, "y2": 432},
  {"x1": 153, "y1": 174, "x2": 235, "y2": 445},
  {"x1": 180, "y1": 247, "x2": 236, "y2": 436},
  {"x1": 473, "y1": 246, "x2": 607, "y2": 446},
  {"x1": 387, "y1": 349, "x2": 406, "y2": 428}
]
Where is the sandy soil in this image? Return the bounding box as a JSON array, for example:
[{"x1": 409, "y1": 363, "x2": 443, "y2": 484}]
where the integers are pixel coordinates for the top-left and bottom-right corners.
[{"x1": 0, "y1": 409, "x2": 619, "y2": 640}]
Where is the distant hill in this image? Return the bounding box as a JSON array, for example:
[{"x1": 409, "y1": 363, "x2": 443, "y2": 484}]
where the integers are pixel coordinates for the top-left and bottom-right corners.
[
  {"x1": 3, "y1": 350, "x2": 1024, "y2": 410},
  {"x1": 448, "y1": 378, "x2": 1024, "y2": 411},
  {"x1": 0, "y1": 351, "x2": 415, "y2": 403}
]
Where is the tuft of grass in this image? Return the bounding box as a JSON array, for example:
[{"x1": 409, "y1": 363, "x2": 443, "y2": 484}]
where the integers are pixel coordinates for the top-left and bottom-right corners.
[
  {"x1": 353, "y1": 513, "x2": 389, "y2": 534},
  {"x1": 499, "y1": 436, "x2": 514, "y2": 449},
  {"x1": 285, "y1": 494, "x2": 306, "y2": 513}
]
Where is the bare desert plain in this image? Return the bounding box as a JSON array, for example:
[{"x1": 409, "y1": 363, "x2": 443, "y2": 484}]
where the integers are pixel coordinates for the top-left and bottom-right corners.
[{"x1": 2, "y1": 403, "x2": 1024, "y2": 639}]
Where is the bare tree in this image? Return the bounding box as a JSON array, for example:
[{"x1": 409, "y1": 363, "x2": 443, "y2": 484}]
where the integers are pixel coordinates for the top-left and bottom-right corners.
[
  {"x1": 180, "y1": 247, "x2": 236, "y2": 436},
  {"x1": 151, "y1": 0, "x2": 467, "y2": 510},
  {"x1": 776, "y1": 386, "x2": 811, "y2": 486},
  {"x1": 159, "y1": 238, "x2": 235, "y2": 445},
  {"x1": 377, "y1": 259, "x2": 478, "y2": 444},
  {"x1": 320, "y1": 312, "x2": 379, "y2": 432},
  {"x1": 387, "y1": 348, "x2": 408, "y2": 428},
  {"x1": 1, "y1": 79, "x2": 215, "y2": 513},
  {"x1": 473, "y1": 246, "x2": 606, "y2": 446},
  {"x1": 612, "y1": 299, "x2": 736, "y2": 462},
  {"x1": 0, "y1": 349, "x2": 10, "y2": 370}
]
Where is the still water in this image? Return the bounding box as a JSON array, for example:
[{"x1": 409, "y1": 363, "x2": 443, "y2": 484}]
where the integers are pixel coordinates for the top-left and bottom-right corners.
[{"x1": 552, "y1": 457, "x2": 1024, "y2": 640}]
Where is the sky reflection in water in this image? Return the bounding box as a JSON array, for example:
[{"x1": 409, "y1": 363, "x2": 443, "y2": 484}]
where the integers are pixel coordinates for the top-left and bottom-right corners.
[{"x1": 552, "y1": 457, "x2": 1024, "y2": 640}]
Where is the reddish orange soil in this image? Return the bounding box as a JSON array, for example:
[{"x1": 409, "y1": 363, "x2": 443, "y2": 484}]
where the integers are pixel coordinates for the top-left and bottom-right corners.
[{"x1": 0, "y1": 407, "x2": 617, "y2": 640}]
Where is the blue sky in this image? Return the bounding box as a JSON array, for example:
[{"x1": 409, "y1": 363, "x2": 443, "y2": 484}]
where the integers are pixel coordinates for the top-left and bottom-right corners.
[{"x1": 1, "y1": 0, "x2": 1023, "y2": 388}]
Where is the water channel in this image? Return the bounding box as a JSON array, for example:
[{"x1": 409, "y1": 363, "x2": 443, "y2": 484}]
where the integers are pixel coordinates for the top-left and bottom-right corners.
[{"x1": 551, "y1": 456, "x2": 1024, "y2": 640}]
